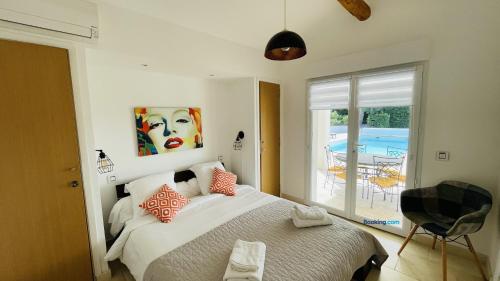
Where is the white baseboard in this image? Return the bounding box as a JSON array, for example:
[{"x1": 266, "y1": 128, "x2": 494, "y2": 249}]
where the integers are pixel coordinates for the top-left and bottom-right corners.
[{"x1": 280, "y1": 192, "x2": 305, "y2": 204}]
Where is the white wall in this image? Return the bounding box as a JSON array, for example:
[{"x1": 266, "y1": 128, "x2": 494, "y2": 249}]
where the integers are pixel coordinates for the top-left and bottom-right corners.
[
  {"x1": 492, "y1": 173, "x2": 500, "y2": 280},
  {"x1": 86, "y1": 56, "x2": 265, "y2": 239},
  {"x1": 212, "y1": 78, "x2": 259, "y2": 188},
  {"x1": 316, "y1": 111, "x2": 330, "y2": 170},
  {"x1": 281, "y1": 8, "x2": 500, "y2": 261},
  {"x1": 84, "y1": 1, "x2": 278, "y2": 243},
  {"x1": 86, "y1": 56, "x2": 217, "y2": 236}
]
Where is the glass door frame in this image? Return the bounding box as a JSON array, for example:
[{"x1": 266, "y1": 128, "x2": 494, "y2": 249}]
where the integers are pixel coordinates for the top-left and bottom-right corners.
[
  {"x1": 306, "y1": 63, "x2": 424, "y2": 237},
  {"x1": 306, "y1": 75, "x2": 352, "y2": 219}
]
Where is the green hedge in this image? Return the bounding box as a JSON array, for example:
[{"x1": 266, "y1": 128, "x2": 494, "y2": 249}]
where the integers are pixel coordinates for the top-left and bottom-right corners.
[
  {"x1": 330, "y1": 107, "x2": 409, "y2": 128},
  {"x1": 386, "y1": 107, "x2": 410, "y2": 128},
  {"x1": 367, "y1": 112, "x2": 390, "y2": 128},
  {"x1": 331, "y1": 110, "x2": 348, "y2": 125}
]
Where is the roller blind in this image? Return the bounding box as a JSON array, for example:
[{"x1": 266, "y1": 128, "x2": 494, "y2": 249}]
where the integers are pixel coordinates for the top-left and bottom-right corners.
[
  {"x1": 308, "y1": 78, "x2": 350, "y2": 110},
  {"x1": 358, "y1": 68, "x2": 416, "y2": 108}
]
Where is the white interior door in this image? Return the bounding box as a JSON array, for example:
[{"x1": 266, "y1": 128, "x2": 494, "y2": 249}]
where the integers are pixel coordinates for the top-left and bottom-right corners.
[{"x1": 307, "y1": 64, "x2": 423, "y2": 236}]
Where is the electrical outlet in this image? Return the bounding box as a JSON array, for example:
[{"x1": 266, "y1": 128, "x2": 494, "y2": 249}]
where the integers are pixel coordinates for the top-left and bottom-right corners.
[
  {"x1": 217, "y1": 155, "x2": 224, "y2": 162},
  {"x1": 107, "y1": 175, "x2": 117, "y2": 183}
]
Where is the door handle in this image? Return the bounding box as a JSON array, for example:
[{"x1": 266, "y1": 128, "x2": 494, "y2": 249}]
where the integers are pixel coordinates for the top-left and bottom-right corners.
[{"x1": 70, "y1": 180, "x2": 80, "y2": 188}]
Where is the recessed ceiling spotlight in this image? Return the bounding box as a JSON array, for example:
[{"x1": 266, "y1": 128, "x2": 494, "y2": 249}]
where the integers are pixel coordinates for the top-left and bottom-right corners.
[
  {"x1": 141, "y1": 64, "x2": 149, "y2": 67},
  {"x1": 209, "y1": 74, "x2": 215, "y2": 77}
]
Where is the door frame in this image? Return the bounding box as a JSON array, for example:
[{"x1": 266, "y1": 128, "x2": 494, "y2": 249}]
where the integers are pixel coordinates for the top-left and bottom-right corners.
[
  {"x1": 306, "y1": 62, "x2": 425, "y2": 237},
  {"x1": 255, "y1": 79, "x2": 284, "y2": 195},
  {"x1": 0, "y1": 27, "x2": 109, "y2": 279}
]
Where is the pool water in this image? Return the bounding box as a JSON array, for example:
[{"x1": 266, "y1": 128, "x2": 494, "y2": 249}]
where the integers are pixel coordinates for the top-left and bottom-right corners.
[{"x1": 329, "y1": 127, "x2": 409, "y2": 155}]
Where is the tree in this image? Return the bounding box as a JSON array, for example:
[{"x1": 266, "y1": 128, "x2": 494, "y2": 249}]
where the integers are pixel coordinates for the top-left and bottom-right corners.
[
  {"x1": 363, "y1": 106, "x2": 410, "y2": 128},
  {"x1": 330, "y1": 110, "x2": 348, "y2": 125},
  {"x1": 386, "y1": 107, "x2": 410, "y2": 128},
  {"x1": 367, "y1": 112, "x2": 390, "y2": 128}
]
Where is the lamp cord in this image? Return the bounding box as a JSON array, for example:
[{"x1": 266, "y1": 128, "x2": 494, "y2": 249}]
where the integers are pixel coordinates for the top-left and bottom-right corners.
[{"x1": 283, "y1": 0, "x2": 287, "y2": 30}]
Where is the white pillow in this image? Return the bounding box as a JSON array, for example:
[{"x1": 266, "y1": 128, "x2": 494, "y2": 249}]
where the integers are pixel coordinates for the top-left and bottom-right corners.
[
  {"x1": 175, "y1": 178, "x2": 201, "y2": 198},
  {"x1": 189, "y1": 161, "x2": 225, "y2": 195},
  {"x1": 108, "y1": 197, "x2": 133, "y2": 237},
  {"x1": 126, "y1": 170, "x2": 176, "y2": 218}
]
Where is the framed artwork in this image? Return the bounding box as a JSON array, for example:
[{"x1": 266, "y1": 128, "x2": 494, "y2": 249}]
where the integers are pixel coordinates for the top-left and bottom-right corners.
[{"x1": 134, "y1": 107, "x2": 203, "y2": 156}]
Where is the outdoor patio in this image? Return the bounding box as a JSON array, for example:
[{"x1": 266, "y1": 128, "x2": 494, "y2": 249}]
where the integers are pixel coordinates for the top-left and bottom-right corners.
[{"x1": 315, "y1": 169, "x2": 404, "y2": 223}]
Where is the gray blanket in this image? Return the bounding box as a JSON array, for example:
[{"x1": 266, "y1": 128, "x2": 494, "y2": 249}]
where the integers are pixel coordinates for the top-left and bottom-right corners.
[{"x1": 143, "y1": 200, "x2": 388, "y2": 281}]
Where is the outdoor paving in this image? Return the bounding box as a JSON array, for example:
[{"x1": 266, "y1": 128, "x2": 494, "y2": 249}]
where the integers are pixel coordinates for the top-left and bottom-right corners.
[{"x1": 315, "y1": 170, "x2": 403, "y2": 223}]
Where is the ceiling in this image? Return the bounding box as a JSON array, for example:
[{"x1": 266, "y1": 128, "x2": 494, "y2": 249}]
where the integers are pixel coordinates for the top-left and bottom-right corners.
[{"x1": 95, "y1": 0, "x2": 499, "y2": 61}]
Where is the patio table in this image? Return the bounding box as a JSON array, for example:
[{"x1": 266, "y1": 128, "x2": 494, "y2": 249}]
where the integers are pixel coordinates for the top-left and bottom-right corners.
[
  {"x1": 335, "y1": 152, "x2": 401, "y2": 168},
  {"x1": 334, "y1": 152, "x2": 403, "y2": 198}
]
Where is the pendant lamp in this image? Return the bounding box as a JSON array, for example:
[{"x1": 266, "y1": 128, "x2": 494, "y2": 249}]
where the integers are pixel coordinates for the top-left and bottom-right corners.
[{"x1": 264, "y1": 0, "x2": 307, "y2": 60}]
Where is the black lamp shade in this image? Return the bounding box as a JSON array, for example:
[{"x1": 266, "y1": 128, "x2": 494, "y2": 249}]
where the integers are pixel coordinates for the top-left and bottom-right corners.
[
  {"x1": 264, "y1": 30, "x2": 307, "y2": 60},
  {"x1": 96, "y1": 150, "x2": 114, "y2": 174}
]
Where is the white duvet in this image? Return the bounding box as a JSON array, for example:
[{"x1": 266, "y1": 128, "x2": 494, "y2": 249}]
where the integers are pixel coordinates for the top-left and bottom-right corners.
[{"x1": 105, "y1": 185, "x2": 278, "y2": 281}]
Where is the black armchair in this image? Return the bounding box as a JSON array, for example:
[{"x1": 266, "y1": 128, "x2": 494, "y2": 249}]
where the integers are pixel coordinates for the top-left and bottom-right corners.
[{"x1": 397, "y1": 181, "x2": 492, "y2": 281}]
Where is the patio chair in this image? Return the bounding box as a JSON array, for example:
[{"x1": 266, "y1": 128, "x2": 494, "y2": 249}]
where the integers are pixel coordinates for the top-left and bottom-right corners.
[
  {"x1": 324, "y1": 146, "x2": 347, "y2": 195},
  {"x1": 387, "y1": 146, "x2": 406, "y2": 158},
  {"x1": 358, "y1": 144, "x2": 367, "y2": 153},
  {"x1": 398, "y1": 181, "x2": 492, "y2": 281},
  {"x1": 368, "y1": 155, "x2": 405, "y2": 211}
]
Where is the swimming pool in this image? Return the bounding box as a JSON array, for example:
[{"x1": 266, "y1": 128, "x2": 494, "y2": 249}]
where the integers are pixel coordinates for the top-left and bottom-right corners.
[{"x1": 329, "y1": 127, "x2": 409, "y2": 155}]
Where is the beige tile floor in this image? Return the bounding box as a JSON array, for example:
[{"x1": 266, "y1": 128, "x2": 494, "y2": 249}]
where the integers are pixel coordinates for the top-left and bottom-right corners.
[{"x1": 109, "y1": 222, "x2": 489, "y2": 281}]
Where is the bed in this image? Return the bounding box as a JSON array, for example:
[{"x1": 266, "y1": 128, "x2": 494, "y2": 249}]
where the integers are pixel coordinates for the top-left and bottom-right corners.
[{"x1": 105, "y1": 169, "x2": 388, "y2": 281}]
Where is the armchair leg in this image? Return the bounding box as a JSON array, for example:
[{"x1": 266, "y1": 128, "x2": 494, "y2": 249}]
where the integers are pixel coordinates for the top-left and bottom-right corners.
[
  {"x1": 464, "y1": 235, "x2": 488, "y2": 281},
  {"x1": 397, "y1": 224, "x2": 419, "y2": 255},
  {"x1": 442, "y1": 238, "x2": 447, "y2": 281},
  {"x1": 432, "y1": 234, "x2": 437, "y2": 250}
]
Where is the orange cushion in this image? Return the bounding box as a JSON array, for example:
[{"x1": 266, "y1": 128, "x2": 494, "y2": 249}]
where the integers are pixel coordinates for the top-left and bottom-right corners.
[
  {"x1": 386, "y1": 170, "x2": 407, "y2": 182},
  {"x1": 210, "y1": 168, "x2": 237, "y2": 196},
  {"x1": 368, "y1": 177, "x2": 399, "y2": 188},
  {"x1": 328, "y1": 166, "x2": 345, "y2": 173},
  {"x1": 337, "y1": 172, "x2": 348, "y2": 180},
  {"x1": 139, "y1": 185, "x2": 189, "y2": 223}
]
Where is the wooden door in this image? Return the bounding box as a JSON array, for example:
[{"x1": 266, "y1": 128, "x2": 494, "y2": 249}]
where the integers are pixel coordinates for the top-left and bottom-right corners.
[
  {"x1": 0, "y1": 39, "x2": 93, "y2": 281},
  {"x1": 259, "y1": 81, "x2": 280, "y2": 196}
]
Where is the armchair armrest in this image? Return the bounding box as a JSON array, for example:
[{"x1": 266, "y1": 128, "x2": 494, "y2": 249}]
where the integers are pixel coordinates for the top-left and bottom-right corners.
[{"x1": 446, "y1": 204, "x2": 492, "y2": 236}]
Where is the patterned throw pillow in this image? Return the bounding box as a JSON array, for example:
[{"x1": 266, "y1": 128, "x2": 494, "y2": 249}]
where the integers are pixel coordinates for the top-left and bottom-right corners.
[
  {"x1": 139, "y1": 185, "x2": 189, "y2": 223},
  {"x1": 210, "y1": 168, "x2": 237, "y2": 196}
]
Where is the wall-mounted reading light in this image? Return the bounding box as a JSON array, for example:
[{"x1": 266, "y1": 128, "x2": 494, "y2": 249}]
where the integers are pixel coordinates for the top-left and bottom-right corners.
[
  {"x1": 96, "y1": 150, "x2": 114, "y2": 174},
  {"x1": 233, "y1": 131, "x2": 245, "y2": 151}
]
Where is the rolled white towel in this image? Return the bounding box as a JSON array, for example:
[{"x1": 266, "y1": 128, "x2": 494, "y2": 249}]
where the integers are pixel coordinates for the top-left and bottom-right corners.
[
  {"x1": 291, "y1": 209, "x2": 333, "y2": 228},
  {"x1": 293, "y1": 205, "x2": 326, "y2": 220},
  {"x1": 224, "y1": 240, "x2": 266, "y2": 281}
]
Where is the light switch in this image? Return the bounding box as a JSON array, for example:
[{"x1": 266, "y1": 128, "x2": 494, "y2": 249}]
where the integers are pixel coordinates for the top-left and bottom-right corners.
[{"x1": 435, "y1": 151, "x2": 450, "y2": 161}]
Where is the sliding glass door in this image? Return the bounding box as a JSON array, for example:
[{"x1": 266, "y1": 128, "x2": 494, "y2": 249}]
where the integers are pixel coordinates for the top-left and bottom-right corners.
[{"x1": 307, "y1": 65, "x2": 423, "y2": 235}]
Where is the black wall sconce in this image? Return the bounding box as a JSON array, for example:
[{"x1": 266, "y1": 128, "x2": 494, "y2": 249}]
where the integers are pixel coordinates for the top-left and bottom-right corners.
[
  {"x1": 96, "y1": 150, "x2": 114, "y2": 174},
  {"x1": 233, "y1": 131, "x2": 245, "y2": 151}
]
